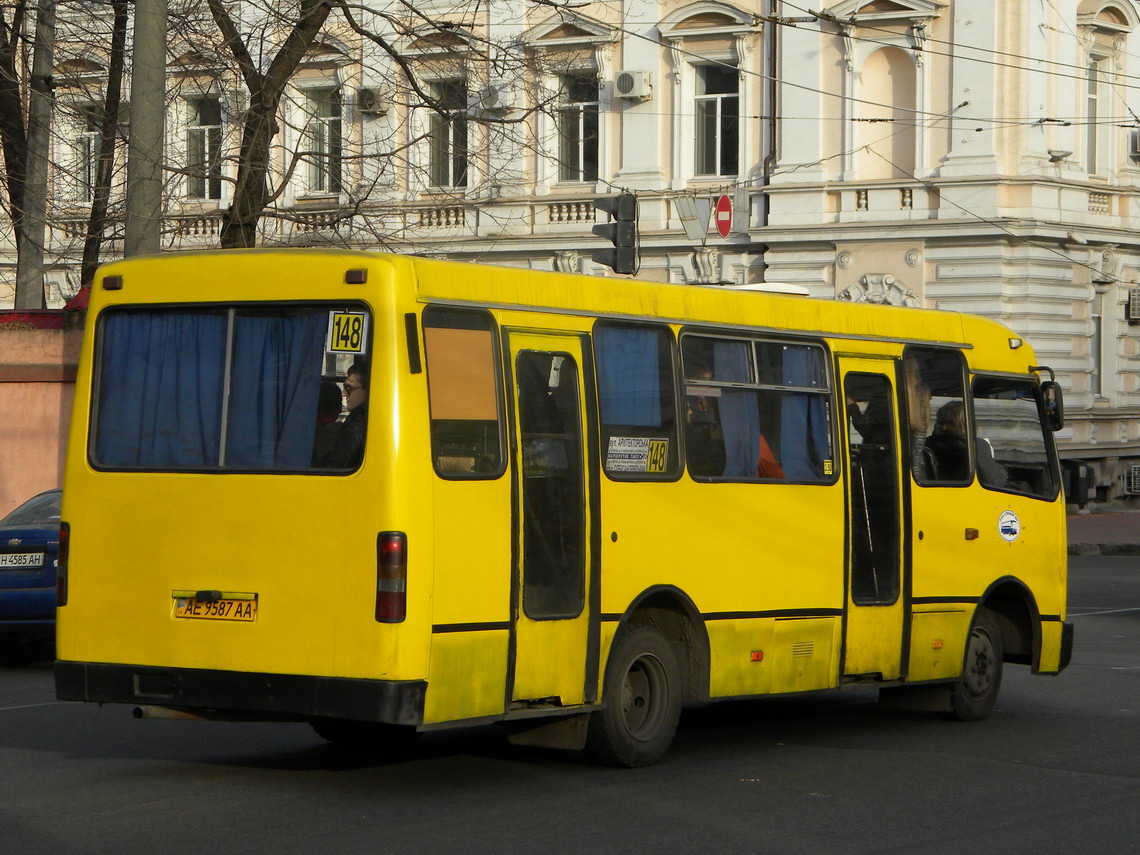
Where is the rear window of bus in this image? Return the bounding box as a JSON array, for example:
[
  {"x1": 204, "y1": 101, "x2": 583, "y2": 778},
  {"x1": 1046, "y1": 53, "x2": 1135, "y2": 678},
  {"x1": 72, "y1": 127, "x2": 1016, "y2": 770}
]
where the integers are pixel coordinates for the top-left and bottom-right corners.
[{"x1": 90, "y1": 304, "x2": 371, "y2": 473}]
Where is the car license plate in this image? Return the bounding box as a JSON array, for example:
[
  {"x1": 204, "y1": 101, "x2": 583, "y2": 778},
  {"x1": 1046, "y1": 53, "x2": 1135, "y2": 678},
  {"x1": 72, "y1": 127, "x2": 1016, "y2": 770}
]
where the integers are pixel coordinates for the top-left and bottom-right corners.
[
  {"x1": 0, "y1": 552, "x2": 44, "y2": 568},
  {"x1": 174, "y1": 594, "x2": 257, "y2": 622}
]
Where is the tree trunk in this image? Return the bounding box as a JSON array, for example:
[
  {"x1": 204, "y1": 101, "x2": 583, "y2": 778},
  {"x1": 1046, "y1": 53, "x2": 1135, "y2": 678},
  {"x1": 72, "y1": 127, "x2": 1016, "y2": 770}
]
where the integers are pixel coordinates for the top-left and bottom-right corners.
[
  {"x1": 80, "y1": 0, "x2": 128, "y2": 286},
  {"x1": 13, "y1": 0, "x2": 53, "y2": 309},
  {"x1": 210, "y1": 0, "x2": 333, "y2": 249}
]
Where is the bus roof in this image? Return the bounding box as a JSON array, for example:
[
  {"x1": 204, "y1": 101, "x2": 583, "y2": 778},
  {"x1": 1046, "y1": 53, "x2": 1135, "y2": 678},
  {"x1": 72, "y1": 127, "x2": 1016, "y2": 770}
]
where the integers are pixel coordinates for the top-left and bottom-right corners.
[{"x1": 91, "y1": 249, "x2": 1035, "y2": 370}]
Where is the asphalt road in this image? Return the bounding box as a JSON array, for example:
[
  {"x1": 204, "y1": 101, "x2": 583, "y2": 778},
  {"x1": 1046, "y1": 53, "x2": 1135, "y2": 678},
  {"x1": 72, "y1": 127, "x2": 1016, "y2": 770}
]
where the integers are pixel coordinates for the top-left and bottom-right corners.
[{"x1": 1, "y1": 555, "x2": 1136, "y2": 854}]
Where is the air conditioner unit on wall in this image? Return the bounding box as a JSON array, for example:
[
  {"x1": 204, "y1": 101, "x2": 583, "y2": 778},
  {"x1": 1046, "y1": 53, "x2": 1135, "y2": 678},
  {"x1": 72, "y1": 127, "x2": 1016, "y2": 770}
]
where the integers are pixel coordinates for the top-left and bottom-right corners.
[
  {"x1": 614, "y1": 70, "x2": 652, "y2": 100},
  {"x1": 1125, "y1": 464, "x2": 1140, "y2": 495},
  {"x1": 1128, "y1": 286, "x2": 1140, "y2": 323},
  {"x1": 476, "y1": 79, "x2": 519, "y2": 112},
  {"x1": 357, "y1": 86, "x2": 391, "y2": 116}
]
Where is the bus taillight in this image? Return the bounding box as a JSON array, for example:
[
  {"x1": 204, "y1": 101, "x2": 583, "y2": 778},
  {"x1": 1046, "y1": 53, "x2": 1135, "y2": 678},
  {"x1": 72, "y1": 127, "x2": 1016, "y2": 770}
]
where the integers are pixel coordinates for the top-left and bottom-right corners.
[
  {"x1": 376, "y1": 531, "x2": 407, "y2": 623},
  {"x1": 57, "y1": 522, "x2": 70, "y2": 606}
]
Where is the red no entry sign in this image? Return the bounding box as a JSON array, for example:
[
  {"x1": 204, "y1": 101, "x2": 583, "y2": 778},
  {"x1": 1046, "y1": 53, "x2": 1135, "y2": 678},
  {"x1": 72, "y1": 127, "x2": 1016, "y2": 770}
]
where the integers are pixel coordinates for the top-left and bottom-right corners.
[{"x1": 714, "y1": 194, "x2": 732, "y2": 238}]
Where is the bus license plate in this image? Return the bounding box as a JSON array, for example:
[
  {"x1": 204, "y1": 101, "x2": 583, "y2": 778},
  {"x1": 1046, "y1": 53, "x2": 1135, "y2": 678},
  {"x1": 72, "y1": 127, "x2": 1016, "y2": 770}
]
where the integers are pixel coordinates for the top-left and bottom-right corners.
[
  {"x1": 0, "y1": 552, "x2": 44, "y2": 568},
  {"x1": 174, "y1": 597, "x2": 257, "y2": 622}
]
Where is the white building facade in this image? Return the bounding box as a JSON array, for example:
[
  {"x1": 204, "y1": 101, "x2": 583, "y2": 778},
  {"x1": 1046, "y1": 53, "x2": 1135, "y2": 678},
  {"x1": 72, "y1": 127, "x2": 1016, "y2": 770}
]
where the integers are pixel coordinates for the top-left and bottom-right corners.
[{"x1": 1, "y1": 0, "x2": 1138, "y2": 498}]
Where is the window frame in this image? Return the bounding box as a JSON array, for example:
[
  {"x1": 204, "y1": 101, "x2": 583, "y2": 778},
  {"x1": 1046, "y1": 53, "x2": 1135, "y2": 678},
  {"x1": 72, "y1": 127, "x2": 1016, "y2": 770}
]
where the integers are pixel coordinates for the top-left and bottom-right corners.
[
  {"x1": 427, "y1": 79, "x2": 469, "y2": 189},
  {"x1": 593, "y1": 320, "x2": 683, "y2": 482},
  {"x1": 904, "y1": 346, "x2": 973, "y2": 488},
  {"x1": 556, "y1": 73, "x2": 600, "y2": 183},
  {"x1": 71, "y1": 104, "x2": 102, "y2": 204},
  {"x1": 679, "y1": 328, "x2": 837, "y2": 485},
  {"x1": 422, "y1": 305, "x2": 507, "y2": 480},
  {"x1": 88, "y1": 301, "x2": 373, "y2": 475},
  {"x1": 693, "y1": 63, "x2": 740, "y2": 177},
  {"x1": 186, "y1": 96, "x2": 223, "y2": 200},
  {"x1": 969, "y1": 371, "x2": 1061, "y2": 501},
  {"x1": 304, "y1": 87, "x2": 343, "y2": 195}
]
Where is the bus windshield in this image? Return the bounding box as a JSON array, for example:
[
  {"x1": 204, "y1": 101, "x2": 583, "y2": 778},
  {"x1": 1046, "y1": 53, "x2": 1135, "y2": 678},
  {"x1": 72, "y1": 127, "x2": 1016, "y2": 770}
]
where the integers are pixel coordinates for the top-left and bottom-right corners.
[{"x1": 91, "y1": 303, "x2": 371, "y2": 472}]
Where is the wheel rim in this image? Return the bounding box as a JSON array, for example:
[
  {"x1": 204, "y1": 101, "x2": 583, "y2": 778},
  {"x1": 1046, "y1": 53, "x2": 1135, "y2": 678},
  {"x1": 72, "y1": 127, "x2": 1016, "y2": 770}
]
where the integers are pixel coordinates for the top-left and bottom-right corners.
[
  {"x1": 620, "y1": 653, "x2": 670, "y2": 742},
  {"x1": 962, "y1": 627, "x2": 996, "y2": 700}
]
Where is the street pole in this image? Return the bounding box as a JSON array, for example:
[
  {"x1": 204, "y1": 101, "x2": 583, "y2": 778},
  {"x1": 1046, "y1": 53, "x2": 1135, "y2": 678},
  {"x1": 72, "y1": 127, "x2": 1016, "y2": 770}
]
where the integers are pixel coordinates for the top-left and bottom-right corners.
[
  {"x1": 124, "y1": 0, "x2": 166, "y2": 256},
  {"x1": 13, "y1": 0, "x2": 55, "y2": 309}
]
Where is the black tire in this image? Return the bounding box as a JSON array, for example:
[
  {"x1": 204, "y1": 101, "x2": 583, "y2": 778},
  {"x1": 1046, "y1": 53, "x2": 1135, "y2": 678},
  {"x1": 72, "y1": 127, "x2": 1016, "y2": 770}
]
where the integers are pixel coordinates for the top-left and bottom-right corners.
[
  {"x1": 944, "y1": 608, "x2": 1003, "y2": 721},
  {"x1": 585, "y1": 625, "x2": 682, "y2": 767},
  {"x1": 310, "y1": 718, "x2": 417, "y2": 757}
]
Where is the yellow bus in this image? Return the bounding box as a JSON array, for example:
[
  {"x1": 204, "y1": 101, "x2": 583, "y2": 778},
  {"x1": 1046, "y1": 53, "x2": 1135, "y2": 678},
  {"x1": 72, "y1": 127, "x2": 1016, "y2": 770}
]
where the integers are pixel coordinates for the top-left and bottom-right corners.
[{"x1": 55, "y1": 249, "x2": 1072, "y2": 766}]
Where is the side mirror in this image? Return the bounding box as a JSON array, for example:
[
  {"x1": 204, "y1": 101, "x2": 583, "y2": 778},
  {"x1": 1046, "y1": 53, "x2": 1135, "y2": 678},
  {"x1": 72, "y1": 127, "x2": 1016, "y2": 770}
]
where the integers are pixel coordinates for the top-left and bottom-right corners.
[{"x1": 1042, "y1": 380, "x2": 1064, "y2": 431}]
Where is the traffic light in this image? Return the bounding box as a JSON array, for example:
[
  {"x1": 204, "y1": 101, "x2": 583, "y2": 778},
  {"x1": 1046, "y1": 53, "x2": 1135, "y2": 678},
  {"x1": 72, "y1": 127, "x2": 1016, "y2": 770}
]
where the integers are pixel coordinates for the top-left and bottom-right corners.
[{"x1": 591, "y1": 192, "x2": 639, "y2": 275}]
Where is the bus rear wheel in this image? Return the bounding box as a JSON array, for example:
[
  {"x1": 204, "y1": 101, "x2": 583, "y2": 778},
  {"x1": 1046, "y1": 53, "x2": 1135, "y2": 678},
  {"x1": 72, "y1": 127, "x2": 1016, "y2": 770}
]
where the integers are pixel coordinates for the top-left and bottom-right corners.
[
  {"x1": 585, "y1": 625, "x2": 682, "y2": 768},
  {"x1": 944, "y1": 609, "x2": 1003, "y2": 721}
]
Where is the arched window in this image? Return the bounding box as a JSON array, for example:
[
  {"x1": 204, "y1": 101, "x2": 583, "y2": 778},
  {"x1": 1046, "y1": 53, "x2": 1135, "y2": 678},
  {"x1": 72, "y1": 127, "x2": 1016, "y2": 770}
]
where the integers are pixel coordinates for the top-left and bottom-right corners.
[
  {"x1": 1077, "y1": 3, "x2": 1136, "y2": 177},
  {"x1": 857, "y1": 47, "x2": 916, "y2": 180}
]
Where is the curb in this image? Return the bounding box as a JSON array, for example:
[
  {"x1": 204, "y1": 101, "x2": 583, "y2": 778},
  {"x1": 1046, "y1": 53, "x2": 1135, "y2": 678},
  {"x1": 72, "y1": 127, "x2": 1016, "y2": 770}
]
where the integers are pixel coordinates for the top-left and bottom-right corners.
[{"x1": 1068, "y1": 543, "x2": 1140, "y2": 556}]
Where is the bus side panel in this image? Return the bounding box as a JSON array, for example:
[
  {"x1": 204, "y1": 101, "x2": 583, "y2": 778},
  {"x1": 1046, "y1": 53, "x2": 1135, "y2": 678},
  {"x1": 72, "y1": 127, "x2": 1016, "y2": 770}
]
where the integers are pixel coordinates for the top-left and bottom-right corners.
[
  {"x1": 907, "y1": 610, "x2": 969, "y2": 681},
  {"x1": 911, "y1": 480, "x2": 1067, "y2": 675},
  {"x1": 423, "y1": 478, "x2": 512, "y2": 723},
  {"x1": 706, "y1": 619, "x2": 774, "y2": 697},
  {"x1": 424, "y1": 630, "x2": 509, "y2": 723},
  {"x1": 599, "y1": 481, "x2": 845, "y2": 699}
]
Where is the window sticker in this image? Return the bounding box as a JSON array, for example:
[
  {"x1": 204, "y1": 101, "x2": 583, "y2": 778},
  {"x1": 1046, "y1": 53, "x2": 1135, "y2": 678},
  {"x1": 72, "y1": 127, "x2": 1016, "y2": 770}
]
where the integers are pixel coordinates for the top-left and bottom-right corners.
[
  {"x1": 327, "y1": 310, "x2": 368, "y2": 354},
  {"x1": 607, "y1": 436, "x2": 669, "y2": 473}
]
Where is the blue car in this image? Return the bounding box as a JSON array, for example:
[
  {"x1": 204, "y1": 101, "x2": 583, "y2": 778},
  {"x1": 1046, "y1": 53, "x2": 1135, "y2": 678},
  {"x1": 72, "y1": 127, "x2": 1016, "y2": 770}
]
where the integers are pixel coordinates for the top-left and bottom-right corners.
[{"x1": 0, "y1": 489, "x2": 61, "y2": 666}]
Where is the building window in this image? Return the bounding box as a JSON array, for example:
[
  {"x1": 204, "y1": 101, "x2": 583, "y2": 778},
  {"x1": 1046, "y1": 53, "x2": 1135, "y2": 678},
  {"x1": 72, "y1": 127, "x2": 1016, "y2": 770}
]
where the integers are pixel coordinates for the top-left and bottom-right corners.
[
  {"x1": 429, "y1": 80, "x2": 468, "y2": 188},
  {"x1": 187, "y1": 97, "x2": 222, "y2": 200},
  {"x1": 72, "y1": 105, "x2": 102, "y2": 203},
  {"x1": 557, "y1": 74, "x2": 599, "y2": 182},
  {"x1": 1087, "y1": 58, "x2": 1106, "y2": 174},
  {"x1": 306, "y1": 88, "x2": 342, "y2": 194},
  {"x1": 694, "y1": 64, "x2": 738, "y2": 176}
]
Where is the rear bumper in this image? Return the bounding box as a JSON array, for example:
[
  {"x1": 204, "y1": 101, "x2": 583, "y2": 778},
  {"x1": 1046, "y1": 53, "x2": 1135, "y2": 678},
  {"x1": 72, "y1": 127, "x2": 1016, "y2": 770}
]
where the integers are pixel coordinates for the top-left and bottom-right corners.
[{"x1": 55, "y1": 661, "x2": 427, "y2": 726}]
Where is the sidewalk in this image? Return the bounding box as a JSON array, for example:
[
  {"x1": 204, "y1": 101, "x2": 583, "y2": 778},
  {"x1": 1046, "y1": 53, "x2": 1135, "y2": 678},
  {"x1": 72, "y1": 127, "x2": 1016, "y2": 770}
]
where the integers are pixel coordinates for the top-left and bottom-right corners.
[{"x1": 1067, "y1": 508, "x2": 1140, "y2": 556}]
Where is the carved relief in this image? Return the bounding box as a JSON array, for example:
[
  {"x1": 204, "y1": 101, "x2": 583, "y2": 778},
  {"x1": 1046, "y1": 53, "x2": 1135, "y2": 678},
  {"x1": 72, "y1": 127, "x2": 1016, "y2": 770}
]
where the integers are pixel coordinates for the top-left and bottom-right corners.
[
  {"x1": 691, "y1": 248, "x2": 722, "y2": 284},
  {"x1": 553, "y1": 251, "x2": 582, "y2": 274},
  {"x1": 838, "y1": 273, "x2": 920, "y2": 307}
]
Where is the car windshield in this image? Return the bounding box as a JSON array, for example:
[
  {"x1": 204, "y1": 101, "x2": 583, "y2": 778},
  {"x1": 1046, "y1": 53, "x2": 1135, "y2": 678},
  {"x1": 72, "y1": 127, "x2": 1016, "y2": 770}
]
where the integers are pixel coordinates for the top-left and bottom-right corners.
[{"x1": 1, "y1": 491, "x2": 61, "y2": 526}]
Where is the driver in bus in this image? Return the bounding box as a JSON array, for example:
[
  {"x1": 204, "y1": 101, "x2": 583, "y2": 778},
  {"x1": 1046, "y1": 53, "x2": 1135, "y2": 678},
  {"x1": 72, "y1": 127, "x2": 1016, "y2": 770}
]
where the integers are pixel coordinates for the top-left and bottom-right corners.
[{"x1": 321, "y1": 361, "x2": 368, "y2": 468}]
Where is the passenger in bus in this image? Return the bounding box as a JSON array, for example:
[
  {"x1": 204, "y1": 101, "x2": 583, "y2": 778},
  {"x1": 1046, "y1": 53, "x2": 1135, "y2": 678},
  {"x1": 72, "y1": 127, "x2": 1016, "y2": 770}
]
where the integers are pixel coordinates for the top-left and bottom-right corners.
[
  {"x1": 321, "y1": 361, "x2": 368, "y2": 468},
  {"x1": 685, "y1": 367, "x2": 726, "y2": 476},
  {"x1": 311, "y1": 381, "x2": 345, "y2": 466},
  {"x1": 847, "y1": 394, "x2": 892, "y2": 447},
  {"x1": 757, "y1": 434, "x2": 785, "y2": 478},
  {"x1": 924, "y1": 401, "x2": 970, "y2": 480},
  {"x1": 925, "y1": 400, "x2": 1007, "y2": 487}
]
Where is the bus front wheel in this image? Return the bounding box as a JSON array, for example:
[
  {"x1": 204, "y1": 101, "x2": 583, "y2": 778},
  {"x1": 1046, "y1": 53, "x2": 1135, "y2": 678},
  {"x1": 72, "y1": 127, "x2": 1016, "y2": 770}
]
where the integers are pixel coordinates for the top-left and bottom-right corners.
[
  {"x1": 586, "y1": 625, "x2": 682, "y2": 767},
  {"x1": 944, "y1": 609, "x2": 1004, "y2": 721}
]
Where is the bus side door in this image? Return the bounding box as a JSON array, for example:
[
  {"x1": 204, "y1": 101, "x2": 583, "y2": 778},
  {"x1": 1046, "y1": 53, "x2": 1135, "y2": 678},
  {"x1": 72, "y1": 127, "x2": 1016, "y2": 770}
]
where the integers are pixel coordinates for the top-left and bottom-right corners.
[
  {"x1": 506, "y1": 331, "x2": 596, "y2": 707},
  {"x1": 840, "y1": 361, "x2": 906, "y2": 680}
]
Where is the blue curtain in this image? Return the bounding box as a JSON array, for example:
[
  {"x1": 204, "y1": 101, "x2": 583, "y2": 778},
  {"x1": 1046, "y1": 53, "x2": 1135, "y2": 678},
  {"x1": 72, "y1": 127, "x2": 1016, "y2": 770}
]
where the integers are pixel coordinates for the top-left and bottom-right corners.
[
  {"x1": 780, "y1": 346, "x2": 830, "y2": 479},
  {"x1": 713, "y1": 340, "x2": 759, "y2": 478},
  {"x1": 225, "y1": 312, "x2": 326, "y2": 468},
  {"x1": 596, "y1": 326, "x2": 661, "y2": 427},
  {"x1": 95, "y1": 311, "x2": 228, "y2": 467}
]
